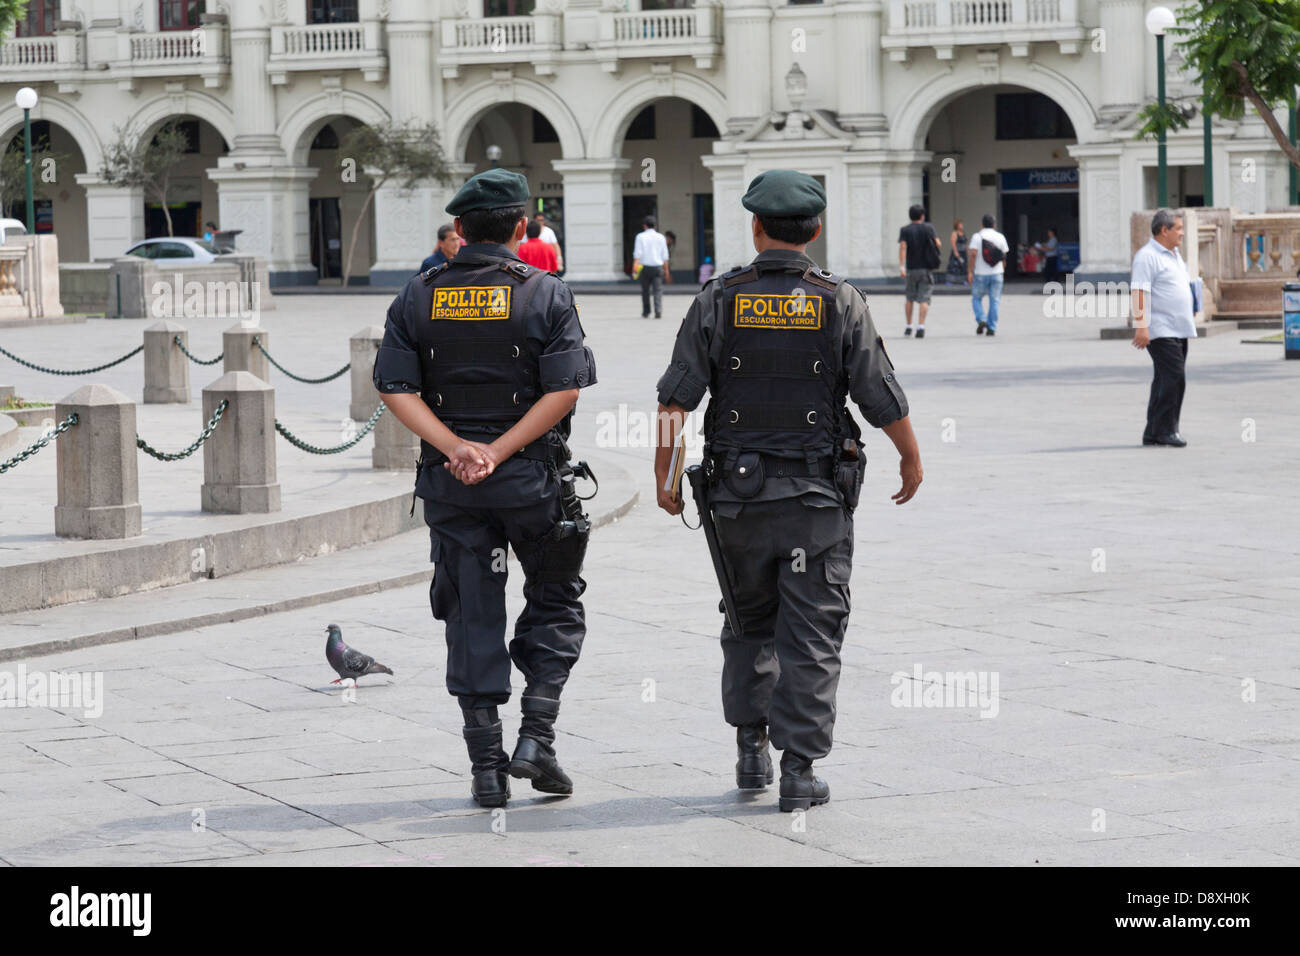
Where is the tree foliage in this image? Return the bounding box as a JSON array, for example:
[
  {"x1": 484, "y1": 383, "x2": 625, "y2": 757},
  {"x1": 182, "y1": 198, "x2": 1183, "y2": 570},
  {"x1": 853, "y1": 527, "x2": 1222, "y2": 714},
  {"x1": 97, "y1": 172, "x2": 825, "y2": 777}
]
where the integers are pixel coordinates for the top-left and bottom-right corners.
[
  {"x1": 0, "y1": 0, "x2": 29, "y2": 38},
  {"x1": 0, "y1": 129, "x2": 65, "y2": 220},
  {"x1": 336, "y1": 120, "x2": 452, "y2": 287},
  {"x1": 99, "y1": 123, "x2": 191, "y2": 237},
  {"x1": 1138, "y1": 0, "x2": 1300, "y2": 172}
]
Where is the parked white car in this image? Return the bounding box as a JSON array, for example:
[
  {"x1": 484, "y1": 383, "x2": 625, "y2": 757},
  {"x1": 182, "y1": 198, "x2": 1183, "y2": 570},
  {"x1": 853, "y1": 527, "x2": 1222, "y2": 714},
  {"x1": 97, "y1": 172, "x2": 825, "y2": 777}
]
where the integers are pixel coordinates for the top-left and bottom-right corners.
[
  {"x1": 124, "y1": 237, "x2": 218, "y2": 264},
  {"x1": 0, "y1": 218, "x2": 28, "y2": 244}
]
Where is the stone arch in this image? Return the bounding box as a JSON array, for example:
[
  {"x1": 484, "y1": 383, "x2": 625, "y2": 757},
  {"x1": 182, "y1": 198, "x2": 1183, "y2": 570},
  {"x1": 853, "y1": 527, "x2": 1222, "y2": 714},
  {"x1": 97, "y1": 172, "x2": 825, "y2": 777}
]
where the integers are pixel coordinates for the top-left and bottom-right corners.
[
  {"x1": 279, "y1": 90, "x2": 392, "y2": 165},
  {"x1": 0, "y1": 96, "x2": 103, "y2": 171},
  {"x1": 444, "y1": 78, "x2": 585, "y2": 161},
  {"x1": 127, "y1": 92, "x2": 236, "y2": 150},
  {"x1": 588, "y1": 72, "x2": 728, "y2": 158},
  {"x1": 890, "y1": 62, "x2": 1100, "y2": 153}
]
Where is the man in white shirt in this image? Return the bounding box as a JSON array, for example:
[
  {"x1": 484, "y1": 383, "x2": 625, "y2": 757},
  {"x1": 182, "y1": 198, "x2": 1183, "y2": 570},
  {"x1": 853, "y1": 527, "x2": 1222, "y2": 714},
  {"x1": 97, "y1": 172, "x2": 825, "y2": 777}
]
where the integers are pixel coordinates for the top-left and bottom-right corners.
[
  {"x1": 966, "y1": 214, "x2": 1010, "y2": 336},
  {"x1": 632, "y1": 216, "x2": 670, "y2": 319},
  {"x1": 1131, "y1": 208, "x2": 1198, "y2": 447},
  {"x1": 532, "y1": 212, "x2": 564, "y2": 271}
]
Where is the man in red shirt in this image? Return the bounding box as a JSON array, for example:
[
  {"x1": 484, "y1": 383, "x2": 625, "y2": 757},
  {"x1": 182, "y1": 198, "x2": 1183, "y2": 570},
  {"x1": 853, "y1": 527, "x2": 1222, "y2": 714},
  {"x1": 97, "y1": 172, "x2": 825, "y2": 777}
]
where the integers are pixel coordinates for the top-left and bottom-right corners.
[{"x1": 516, "y1": 220, "x2": 559, "y2": 272}]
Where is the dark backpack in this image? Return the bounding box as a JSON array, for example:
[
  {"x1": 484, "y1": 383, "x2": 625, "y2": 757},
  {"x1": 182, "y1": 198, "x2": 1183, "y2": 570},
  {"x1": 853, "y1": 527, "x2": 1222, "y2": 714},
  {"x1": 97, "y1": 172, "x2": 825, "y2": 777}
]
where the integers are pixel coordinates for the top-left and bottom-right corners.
[
  {"x1": 980, "y1": 232, "x2": 1005, "y2": 267},
  {"x1": 922, "y1": 226, "x2": 941, "y2": 270}
]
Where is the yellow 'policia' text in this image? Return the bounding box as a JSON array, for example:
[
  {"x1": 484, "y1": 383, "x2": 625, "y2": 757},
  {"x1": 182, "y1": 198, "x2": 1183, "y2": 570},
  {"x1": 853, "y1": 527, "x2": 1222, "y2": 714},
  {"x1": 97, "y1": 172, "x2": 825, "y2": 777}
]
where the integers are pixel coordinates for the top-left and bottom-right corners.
[
  {"x1": 431, "y1": 286, "x2": 512, "y2": 320},
  {"x1": 733, "y1": 293, "x2": 822, "y2": 329}
]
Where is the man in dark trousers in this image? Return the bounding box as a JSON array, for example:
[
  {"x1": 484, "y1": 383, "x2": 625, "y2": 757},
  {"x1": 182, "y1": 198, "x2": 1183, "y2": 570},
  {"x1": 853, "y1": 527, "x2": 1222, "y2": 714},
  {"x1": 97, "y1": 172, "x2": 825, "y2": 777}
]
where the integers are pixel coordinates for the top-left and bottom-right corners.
[
  {"x1": 898, "y1": 204, "x2": 940, "y2": 338},
  {"x1": 1131, "y1": 208, "x2": 1197, "y2": 447},
  {"x1": 653, "y1": 169, "x2": 923, "y2": 812},
  {"x1": 374, "y1": 169, "x2": 598, "y2": 808}
]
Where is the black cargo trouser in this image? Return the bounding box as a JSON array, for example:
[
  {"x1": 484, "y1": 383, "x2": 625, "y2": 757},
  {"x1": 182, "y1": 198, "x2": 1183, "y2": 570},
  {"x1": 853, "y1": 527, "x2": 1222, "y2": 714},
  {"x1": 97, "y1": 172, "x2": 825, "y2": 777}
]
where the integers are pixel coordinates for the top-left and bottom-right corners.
[
  {"x1": 713, "y1": 498, "x2": 853, "y2": 760},
  {"x1": 424, "y1": 495, "x2": 586, "y2": 710},
  {"x1": 1144, "y1": 336, "x2": 1188, "y2": 440}
]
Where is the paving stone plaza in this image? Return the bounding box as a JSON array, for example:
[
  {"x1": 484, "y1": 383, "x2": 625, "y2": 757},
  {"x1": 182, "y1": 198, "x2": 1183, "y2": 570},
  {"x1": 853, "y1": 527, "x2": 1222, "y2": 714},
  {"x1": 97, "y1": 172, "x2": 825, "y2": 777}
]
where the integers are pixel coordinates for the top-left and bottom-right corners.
[{"x1": 1, "y1": 291, "x2": 1298, "y2": 867}]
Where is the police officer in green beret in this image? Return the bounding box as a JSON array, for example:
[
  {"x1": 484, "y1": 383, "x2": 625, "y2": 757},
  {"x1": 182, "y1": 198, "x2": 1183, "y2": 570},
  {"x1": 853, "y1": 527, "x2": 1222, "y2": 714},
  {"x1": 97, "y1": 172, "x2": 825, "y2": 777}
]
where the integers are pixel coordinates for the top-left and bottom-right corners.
[
  {"x1": 653, "y1": 169, "x2": 922, "y2": 812},
  {"x1": 374, "y1": 168, "x2": 598, "y2": 808}
]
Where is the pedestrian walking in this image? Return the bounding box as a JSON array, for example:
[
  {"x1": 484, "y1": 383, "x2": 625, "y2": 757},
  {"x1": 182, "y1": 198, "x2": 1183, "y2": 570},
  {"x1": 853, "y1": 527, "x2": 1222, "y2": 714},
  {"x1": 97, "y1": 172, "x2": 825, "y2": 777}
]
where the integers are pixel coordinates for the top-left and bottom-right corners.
[
  {"x1": 419, "y1": 223, "x2": 463, "y2": 274},
  {"x1": 632, "y1": 216, "x2": 670, "y2": 319},
  {"x1": 967, "y1": 213, "x2": 1009, "y2": 336},
  {"x1": 517, "y1": 220, "x2": 559, "y2": 272},
  {"x1": 946, "y1": 219, "x2": 968, "y2": 285},
  {"x1": 1131, "y1": 208, "x2": 1197, "y2": 447},
  {"x1": 898, "y1": 205, "x2": 941, "y2": 338}
]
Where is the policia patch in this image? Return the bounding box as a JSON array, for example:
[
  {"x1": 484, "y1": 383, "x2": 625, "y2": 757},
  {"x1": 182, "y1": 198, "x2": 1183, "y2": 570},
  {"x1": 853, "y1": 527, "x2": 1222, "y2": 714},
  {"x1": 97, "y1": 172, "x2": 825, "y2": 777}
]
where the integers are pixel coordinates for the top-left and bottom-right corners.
[
  {"x1": 431, "y1": 286, "x2": 512, "y2": 321},
  {"x1": 733, "y1": 292, "x2": 822, "y2": 329}
]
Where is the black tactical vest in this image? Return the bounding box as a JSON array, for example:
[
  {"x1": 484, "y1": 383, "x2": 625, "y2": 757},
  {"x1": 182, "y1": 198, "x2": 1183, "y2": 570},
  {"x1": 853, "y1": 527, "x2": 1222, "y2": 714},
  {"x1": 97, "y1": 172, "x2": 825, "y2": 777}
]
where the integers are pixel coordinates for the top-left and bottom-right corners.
[
  {"x1": 704, "y1": 260, "x2": 853, "y2": 461},
  {"x1": 413, "y1": 257, "x2": 548, "y2": 459}
]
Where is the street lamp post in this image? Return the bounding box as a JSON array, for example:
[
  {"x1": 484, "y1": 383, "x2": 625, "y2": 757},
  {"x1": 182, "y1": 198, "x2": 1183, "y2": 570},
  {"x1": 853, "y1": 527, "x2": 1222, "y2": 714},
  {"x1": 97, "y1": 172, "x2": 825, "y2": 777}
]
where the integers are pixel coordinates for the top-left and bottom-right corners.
[
  {"x1": 1146, "y1": 7, "x2": 1176, "y2": 209},
  {"x1": 14, "y1": 87, "x2": 38, "y2": 233},
  {"x1": 1290, "y1": 91, "x2": 1297, "y2": 207},
  {"x1": 1203, "y1": 94, "x2": 1214, "y2": 207}
]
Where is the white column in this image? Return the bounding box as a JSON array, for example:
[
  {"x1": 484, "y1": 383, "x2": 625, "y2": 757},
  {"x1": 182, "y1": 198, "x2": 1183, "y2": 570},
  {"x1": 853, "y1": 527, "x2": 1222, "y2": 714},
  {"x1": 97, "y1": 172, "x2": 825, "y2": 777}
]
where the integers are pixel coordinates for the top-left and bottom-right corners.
[
  {"x1": 1070, "y1": 143, "x2": 1130, "y2": 277},
  {"x1": 207, "y1": 166, "x2": 319, "y2": 285},
  {"x1": 226, "y1": 7, "x2": 281, "y2": 159},
  {"x1": 842, "y1": 155, "x2": 889, "y2": 279},
  {"x1": 550, "y1": 158, "x2": 631, "y2": 283},
  {"x1": 836, "y1": 1, "x2": 887, "y2": 132},
  {"x1": 369, "y1": 10, "x2": 440, "y2": 284},
  {"x1": 702, "y1": 154, "x2": 750, "y2": 273},
  {"x1": 75, "y1": 175, "x2": 144, "y2": 261},
  {"x1": 1098, "y1": 0, "x2": 1145, "y2": 122},
  {"x1": 723, "y1": 0, "x2": 772, "y2": 132}
]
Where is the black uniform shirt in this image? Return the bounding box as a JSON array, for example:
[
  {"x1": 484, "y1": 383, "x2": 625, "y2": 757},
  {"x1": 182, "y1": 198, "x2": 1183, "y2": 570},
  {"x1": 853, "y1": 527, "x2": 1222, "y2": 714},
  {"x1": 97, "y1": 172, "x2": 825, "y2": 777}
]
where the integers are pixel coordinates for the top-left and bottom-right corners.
[
  {"x1": 655, "y1": 249, "x2": 908, "y2": 506},
  {"x1": 373, "y1": 242, "x2": 596, "y2": 505}
]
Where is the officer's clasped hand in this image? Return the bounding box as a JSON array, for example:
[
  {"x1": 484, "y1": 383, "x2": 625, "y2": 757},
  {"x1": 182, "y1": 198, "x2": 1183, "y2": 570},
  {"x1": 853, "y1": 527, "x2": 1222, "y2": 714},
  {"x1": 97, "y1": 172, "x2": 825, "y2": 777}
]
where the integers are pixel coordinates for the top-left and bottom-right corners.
[{"x1": 445, "y1": 440, "x2": 498, "y2": 486}]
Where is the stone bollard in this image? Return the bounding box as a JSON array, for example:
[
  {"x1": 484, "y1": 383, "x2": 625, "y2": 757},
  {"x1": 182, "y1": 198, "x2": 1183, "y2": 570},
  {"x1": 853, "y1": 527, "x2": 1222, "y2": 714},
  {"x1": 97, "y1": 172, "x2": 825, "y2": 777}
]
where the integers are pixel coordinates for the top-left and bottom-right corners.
[
  {"x1": 350, "y1": 326, "x2": 384, "y2": 421},
  {"x1": 200, "y1": 371, "x2": 280, "y2": 514},
  {"x1": 371, "y1": 403, "x2": 418, "y2": 471},
  {"x1": 54, "y1": 384, "x2": 142, "y2": 539},
  {"x1": 222, "y1": 324, "x2": 270, "y2": 382},
  {"x1": 143, "y1": 320, "x2": 190, "y2": 404}
]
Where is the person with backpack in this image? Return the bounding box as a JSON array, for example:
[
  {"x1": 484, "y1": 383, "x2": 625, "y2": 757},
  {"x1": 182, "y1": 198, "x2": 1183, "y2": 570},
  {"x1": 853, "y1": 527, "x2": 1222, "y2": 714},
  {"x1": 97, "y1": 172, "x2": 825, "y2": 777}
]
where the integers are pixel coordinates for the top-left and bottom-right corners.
[
  {"x1": 898, "y1": 204, "x2": 941, "y2": 338},
  {"x1": 967, "y1": 213, "x2": 1010, "y2": 336}
]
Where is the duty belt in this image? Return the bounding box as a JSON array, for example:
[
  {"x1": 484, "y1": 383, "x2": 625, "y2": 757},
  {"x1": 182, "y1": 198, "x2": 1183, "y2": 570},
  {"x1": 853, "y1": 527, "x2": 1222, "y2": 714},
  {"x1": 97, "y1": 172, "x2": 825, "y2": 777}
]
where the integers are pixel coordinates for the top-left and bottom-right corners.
[
  {"x1": 708, "y1": 452, "x2": 835, "y2": 480},
  {"x1": 418, "y1": 435, "x2": 561, "y2": 469}
]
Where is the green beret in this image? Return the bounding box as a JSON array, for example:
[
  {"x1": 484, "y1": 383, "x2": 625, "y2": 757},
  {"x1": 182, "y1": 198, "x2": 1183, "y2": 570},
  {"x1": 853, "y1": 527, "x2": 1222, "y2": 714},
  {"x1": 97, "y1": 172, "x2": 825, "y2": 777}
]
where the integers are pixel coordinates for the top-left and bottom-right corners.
[
  {"x1": 446, "y1": 168, "x2": 530, "y2": 216},
  {"x1": 741, "y1": 169, "x2": 826, "y2": 218}
]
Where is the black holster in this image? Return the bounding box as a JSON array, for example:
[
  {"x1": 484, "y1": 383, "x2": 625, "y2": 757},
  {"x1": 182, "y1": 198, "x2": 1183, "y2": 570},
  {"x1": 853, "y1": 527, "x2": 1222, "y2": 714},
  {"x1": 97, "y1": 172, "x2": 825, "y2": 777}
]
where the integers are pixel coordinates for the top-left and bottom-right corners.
[
  {"x1": 834, "y1": 442, "x2": 867, "y2": 511},
  {"x1": 515, "y1": 460, "x2": 594, "y2": 584}
]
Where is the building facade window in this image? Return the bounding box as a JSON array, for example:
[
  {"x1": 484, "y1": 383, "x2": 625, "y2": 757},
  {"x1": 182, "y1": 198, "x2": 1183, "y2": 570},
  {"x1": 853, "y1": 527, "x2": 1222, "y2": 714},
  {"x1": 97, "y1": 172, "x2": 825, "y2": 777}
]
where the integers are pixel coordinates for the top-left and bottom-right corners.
[
  {"x1": 485, "y1": 0, "x2": 535, "y2": 15},
  {"x1": 15, "y1": 0, "x2": 60, "y2": 36},
  {"x1": 995, "y1": 93, "x2": 1075, "y2": 140},
  {"x1": 690, "y1": 105, "x2": 719, "y2": 139},
  {"x1": 532, "y1": 110, "x2": 559, "y2": 144},
  {"x1": 641, "y1": 0, "x2": 696, "y2": 8},
  {"x1": 158, "y1": 0, "x2": 205, "y2": 30},
  {"x1": 308, "y1": 0, "x2": 359, "y2": 23},
  {"x1": 626, "y1": 105, "x2": 656, "y2": 141}
]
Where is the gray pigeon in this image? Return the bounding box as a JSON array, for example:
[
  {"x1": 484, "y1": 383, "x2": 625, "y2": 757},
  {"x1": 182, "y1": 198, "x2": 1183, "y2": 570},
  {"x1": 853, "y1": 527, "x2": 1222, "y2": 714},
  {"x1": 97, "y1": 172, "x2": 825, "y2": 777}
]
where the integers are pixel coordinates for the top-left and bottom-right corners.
[{"x1": 325, "y1": 624, "x2": 393, "y2": 684}]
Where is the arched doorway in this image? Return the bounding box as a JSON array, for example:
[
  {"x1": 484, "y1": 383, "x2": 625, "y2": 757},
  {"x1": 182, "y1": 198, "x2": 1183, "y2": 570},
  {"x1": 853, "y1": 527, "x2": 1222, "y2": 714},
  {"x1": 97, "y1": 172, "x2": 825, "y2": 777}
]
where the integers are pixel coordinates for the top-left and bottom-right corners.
[
  {"x1": 301, "y1": 116, "x2": 378, "y2": 284},
  {"x1": 612, "y1": 95, "x2": 722, "y2": 278},
  {"x1": 922, "y1": 86, "x2": 1081, "y2": 280},
  {"x1": 134, "y1": 115, "x2": 229, "y2": 240},
  {"x1": 1, "y1": 119, "x2": 90, "y2": 261},
  {"x1": 462, "y1": 103, "x2": 567, "y2": 260}
]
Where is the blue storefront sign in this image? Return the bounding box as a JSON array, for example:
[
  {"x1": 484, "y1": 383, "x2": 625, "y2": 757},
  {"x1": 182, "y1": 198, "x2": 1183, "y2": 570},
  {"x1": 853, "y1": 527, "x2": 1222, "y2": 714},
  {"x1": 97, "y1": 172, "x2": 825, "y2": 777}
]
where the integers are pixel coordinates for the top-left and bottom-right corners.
[{"x1": 999, "y1": 167, "x2": 1080, "y2": 192}]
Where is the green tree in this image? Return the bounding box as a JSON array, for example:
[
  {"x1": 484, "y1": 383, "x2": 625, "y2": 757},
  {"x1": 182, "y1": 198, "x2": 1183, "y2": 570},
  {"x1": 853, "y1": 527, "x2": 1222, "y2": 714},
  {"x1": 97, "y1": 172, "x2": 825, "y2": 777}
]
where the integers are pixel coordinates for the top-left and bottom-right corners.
[
  {"x1": 0, "y1": 0, "x2": 29, "y2": 37},
  {"x1": 1138, "y1": 0, "x2": 1300, "y2": 172},
  {"x1": 98, "y1": 122, "x2": 190, "y2": 237},
  {"x1": 0, "y1": 130, "x2": 65, "y2": 221},
  {"x1": 336, "y1": 120, "x2": 452, "y2": 287}
]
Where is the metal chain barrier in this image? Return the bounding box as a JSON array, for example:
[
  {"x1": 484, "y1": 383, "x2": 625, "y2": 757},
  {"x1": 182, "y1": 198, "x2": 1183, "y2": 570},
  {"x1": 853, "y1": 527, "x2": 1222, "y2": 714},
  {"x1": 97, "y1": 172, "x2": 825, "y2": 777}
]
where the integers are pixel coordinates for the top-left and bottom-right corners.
[
  {"x1": 173, "y1": 336, "x2": 223, "y2": 366},
  {"x1": 253, "y1": 337, "x2": 350, "y2": 384},
  {"x1": 275, "y1": 403, "x2": 384, "y2": 455},
  {"x1": 136, "y1": 399, "x2": 229, "y2": 462},
  {"x1": 0, "y1": 413, "x2": 78, "y2": 475},
  {"x1": 0, "y1": 343, "x2": 143, "y2": 376}
]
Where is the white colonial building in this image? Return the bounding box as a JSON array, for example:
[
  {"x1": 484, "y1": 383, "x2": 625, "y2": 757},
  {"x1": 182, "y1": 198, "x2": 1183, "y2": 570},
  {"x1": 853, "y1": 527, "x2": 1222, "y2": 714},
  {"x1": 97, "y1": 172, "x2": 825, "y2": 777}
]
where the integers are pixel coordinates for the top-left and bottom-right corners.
[{"x1": 1, "y1": 0, "x2": 1294, "y2": 286}]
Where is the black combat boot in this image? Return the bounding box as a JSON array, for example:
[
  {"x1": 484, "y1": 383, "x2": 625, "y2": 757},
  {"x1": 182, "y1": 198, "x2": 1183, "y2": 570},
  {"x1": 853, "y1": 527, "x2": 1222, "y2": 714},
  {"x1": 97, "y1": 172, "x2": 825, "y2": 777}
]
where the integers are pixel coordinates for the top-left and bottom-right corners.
[
  {"x1": 462, "y1": 706, "x2": 510, "y2": 808},
  {"x1": 735, "y1": 723, "x2": 774, "y2": 790},
  {"x1": 778, "y1": 751, "x2": 830, "y2": 812},
  {"x1": 509, "y1": 686, "x2": 573, "y2": 796}
]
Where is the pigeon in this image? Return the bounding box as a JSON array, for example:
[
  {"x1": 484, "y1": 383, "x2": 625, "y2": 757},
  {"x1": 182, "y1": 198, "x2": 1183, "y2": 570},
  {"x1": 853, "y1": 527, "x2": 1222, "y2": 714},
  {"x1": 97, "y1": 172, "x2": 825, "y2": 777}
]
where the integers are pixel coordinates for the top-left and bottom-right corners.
[{"x1": 325, "y1": 624, "x2": 394, "y2": 684}]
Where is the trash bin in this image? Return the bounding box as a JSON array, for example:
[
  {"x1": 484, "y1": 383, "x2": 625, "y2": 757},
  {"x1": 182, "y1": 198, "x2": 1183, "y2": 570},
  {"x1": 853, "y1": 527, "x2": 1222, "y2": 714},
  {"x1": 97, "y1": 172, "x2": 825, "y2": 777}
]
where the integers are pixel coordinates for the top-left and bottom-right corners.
[{"x1": 1285, "y1": 282, "x2": 1300, "y2": 360}]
